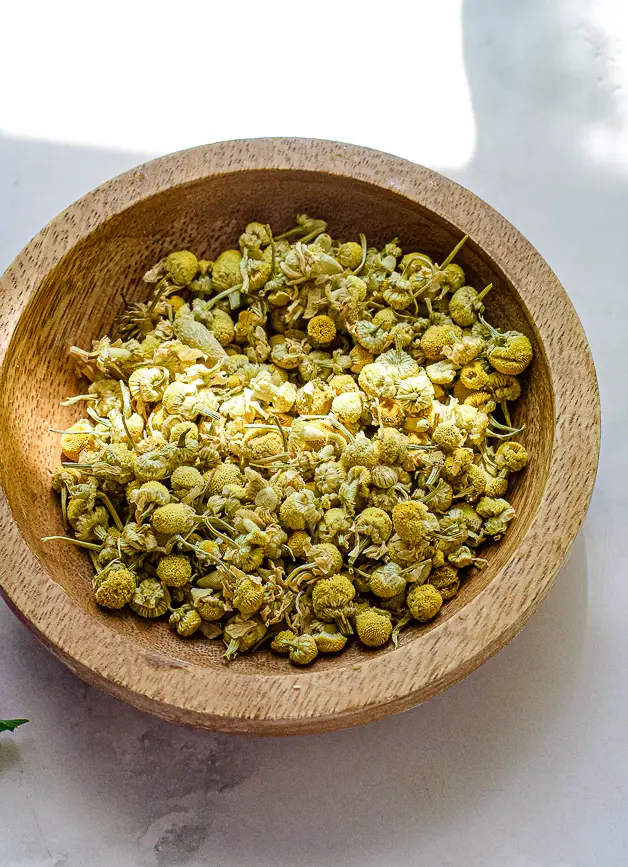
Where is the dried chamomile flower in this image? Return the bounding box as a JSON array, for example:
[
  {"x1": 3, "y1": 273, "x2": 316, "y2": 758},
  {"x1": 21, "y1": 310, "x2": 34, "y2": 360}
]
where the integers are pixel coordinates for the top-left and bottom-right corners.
[
  {"x1": 279, "y1": 490, "x2": 322, "y2": 531},
  {"x1": 420, "y1": 324, "x2": 463, "y2": 361},
  {"x1": 484, "y1": 507, "x2": 515, "y2": 537},
  {"x1": 371, "y1": 309, "x2": 397, "y2": 331},
  {"x1": 208, "y1": 463, "x2": 243, "y2": 495},
  {"x1": 289, "y1": 634, "x2": 319, "y2": 665},
  {"x1": 95, "y1": 530, "x2": 122, "y2": 566},
  {"x1": 407, "y1": 583, "x2": 443, "y2": 622},
  {"x1": 240, "y1": 221, "x2": 271, "y2": 252},
  {"x1": 424, "y1": 479, "x2": 454, "y2": 513},
  {"x1": 374, "y1": 428, "x2": 409, "y2": 466},
  {"x1": 161, "y1": 418, "x2": 194, "y2": 444},
  {"x1": 442, "y1": 447, "x2": 473, "y2": 480},
  {"x1": 447, "y1": 545, "x2": 474, "y2": 568},
  {"x1": 102, "y1": 442, "x2": 136, "y2": 478},
  {"x1": 476, "y1": 497, "x2": 511, "y2": 519},
  {"x1": 128, "y1": 367, "x2": 169, "y2": 404},
  {"x1": 212, "y1": 249, "x2": 243, "y2": 290},
  {"x1": 341, "y1": 432, "x2": 377, "y2": 470},
  {"x1": 370, "y1": 464, "x2": 398, "y2": 489},
  {"x1": 331, "y1": 391, "x2": 363, "y2": 425},
  {"x1": 454, "y1": 508, "x2": 484, "y2": 539},
  {"x1": 60, "y1": 421, "x2": 96, "y2": 462},
  {"x1": 314, "y1": 460, "x2": 346, "y2": 494},
  {"x1": 429, "y1": 565, "x2": 459, "y2": 590},
  {"x1": 325, "y1": 273, "x2": 366, "y2": 316},
  {"x1": 75, "y1": 505, "x2": 108, "y2": 541},
  {"x1": 110, "y1": 409, "x2": 145, "y2": 445},
  {"x1": 463, "y1": 463, "x2": 487, "y2": 499},
  {"x1": 369, "y1": 562, "x2": 407, "y2": 599},
  {"x1": 449, "y1": 286, "x2": 478, "y2": 327},
  {"x1": 171, "y1": 465, "x2": 204, "y2": 495},
  {"x1": 156, "y1": 554, "x2": 192, "y2": 587},
  {"x1": 93, "y1": 568, "x2": 137, "y2": 609},
  {"x1": 464, "y1": 391, "x2": 497, "y2": 413},
  {"x1": 233, "y1": 576, "x2": 264, "y2": 616},
  {"x1": 495, "y1": 441, "x2": 528, "y2": 472},
  {"x1": 271, "y1": 630, "x2": 297, "y2": 653},
  {"x1": 272, "y1": 381, "x2": 298, "y2": 413},
  {"x1": 262, "y1": 525, "x2": 288, "y2": 559},
  {"x1": 316, "y1": 509, "x2": 352, "y2": 545},
  {"x1": 354, "y1": 507, "x2": 393, "y2": 544},
  {"x1": 440, "y1": 262, "x2": 466, "y2": 291},
  {"x1": 487, "y1": 330, "x2": 533, "y2": 375},
  {"x1": 432, "y1": 422, "x2": 465, "y2": 452},
  {"x1": 442, "y1": 335, "x2": 484, "y2": 366},
  {"x1": 378, "y1": 346, "x2": 419, "y2": 383},
  {"x1": 396, "y1": 372, "x2": 435, "y2": 413},
  {"x1": 432, "y1": 384, "x2": 448, "y2": 403},
  {"x1": 151, "y1": 503, "x2": 196, "y2": 536},
  {"x1": 377, "y1": 399, "x2": 404, "y2": 427},
  {"x1": 295, "y1": 379, "x2": 332, "y2": 415},
  {"x1": 164, "y1": 251, "x2": 199, "y2": 286},
  {"x1": 452, "y1": 402, "x2": 489, "y2": 445},
  {"x1": 349, "y1": 320, "x2": 394, "y2": 355},
  {"x1": 349, "y1": 344, "x2": 374, "y2": 373},
  {"x1": 382, "y1": 272, "x2": 415, "y2": 310},
  {"x1": 206, "y1": 307, "x2": 236, "y2": 346},
  {"x1": 392, "y1": 500, "x2": 430, "y2": 543},
  {"x1": 223, "y1": 618, "x2": 268, "y2": 659},
  {"x1": 255, "y1": 487, "x2": 283, "y2": 515},
  {"x1": 191, "y1": 588, "x2": 226, "y2": 621},
  {"x1": 246, "y1": 257, "x2": 273, "y2": 290},
  {"x1": 312, "y1": 575, "x2": 356, "y2": 633},
  {"x1": 337, "y1": 241, "x2": 364, "y2": 269},
  {"x1": 458, "y1": 360, "x2": 490, "y2": 391},
  {"x1": 448, "y1": 283, "x2": 492, "y2": 326},
  {"x1": 367, "y1": 488, "x2": 396, "y2": 512},
  {"x1": 327, "y1": 373, "x2": 358, "y2": 395},
  {"x1": 161, "y1": 381, "x2": 195, "y2": 415},
  {"x1": 426, "y1": 360, "x2": 458, "y2": 386},
  {"x1": 245, "y1": 432, "x2": 284, "y2": 461},
  {"x1": 307, "y1": 315, "x2": 337, "y2": 346},
  {"x1": 487, "y1": 372, "x2": 521, "y2": 403},
  {"x1": 312, "y1": 622, "x2": 348, "y2": 653},
  {"x1": 271, "y1": 338, "x2": 306, "y2": 370},
  {"x1": 339, "y1": 466, "x2": 371, "y2": 515},
  {"x1": 358, "y1": 362, "x2": 395, "y2": 399},
  {"x1": 169, "y1": 604, "x2": 202, "y2": 637},
  {"x1": 118, "y1": 521, "x2": 159, "y2": 555},
  {"x1": 356, "y1": 608, "x2": 393, "y2": 647},
  {"x1": 304, "y1": 542, "x2": 344, "y2": 576},
  {"x1": 129, "y1": 579, "x2": 171, "y2": 618}
]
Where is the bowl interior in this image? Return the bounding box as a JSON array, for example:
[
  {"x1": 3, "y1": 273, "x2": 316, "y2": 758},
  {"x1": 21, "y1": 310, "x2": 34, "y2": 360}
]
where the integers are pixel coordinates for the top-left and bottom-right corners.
[{"x1": 0, "y1": 169, "x2": 553, "y2": 675}]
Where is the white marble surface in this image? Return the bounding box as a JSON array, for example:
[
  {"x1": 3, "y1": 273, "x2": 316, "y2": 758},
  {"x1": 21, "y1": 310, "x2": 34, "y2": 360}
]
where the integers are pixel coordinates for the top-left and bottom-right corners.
[{"x1": 1, "y1": 2, "x2": 627, "y2": 865}]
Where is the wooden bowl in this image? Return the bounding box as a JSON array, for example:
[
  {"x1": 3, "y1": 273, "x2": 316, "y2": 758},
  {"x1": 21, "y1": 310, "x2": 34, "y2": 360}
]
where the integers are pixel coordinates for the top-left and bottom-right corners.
[{"x1": 0, "y1": 139, "x2": 600, "y2": 735}]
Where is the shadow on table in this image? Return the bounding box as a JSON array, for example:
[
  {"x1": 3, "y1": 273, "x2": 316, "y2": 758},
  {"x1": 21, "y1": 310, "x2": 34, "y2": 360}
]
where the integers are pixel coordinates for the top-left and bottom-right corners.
[{"x1": 0, "y1": 738, "x2": 23, "y2": 774}]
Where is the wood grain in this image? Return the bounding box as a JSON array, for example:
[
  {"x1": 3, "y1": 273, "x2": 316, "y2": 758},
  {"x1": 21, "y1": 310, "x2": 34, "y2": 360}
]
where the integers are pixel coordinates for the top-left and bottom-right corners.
[{"x1": 0, "y1": 139, "x2": 600, "y2": 734}]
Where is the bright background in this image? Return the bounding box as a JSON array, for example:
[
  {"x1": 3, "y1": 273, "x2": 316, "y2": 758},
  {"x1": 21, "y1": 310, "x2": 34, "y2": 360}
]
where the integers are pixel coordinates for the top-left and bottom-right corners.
[{"x1": 1, "y1": 1, "x2": 627, "y2": 865}]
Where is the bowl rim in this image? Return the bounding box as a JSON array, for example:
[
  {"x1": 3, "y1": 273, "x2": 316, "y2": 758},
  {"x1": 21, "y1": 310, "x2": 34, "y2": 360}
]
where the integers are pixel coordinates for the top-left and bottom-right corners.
[{"x1": 0, "y1": 137, "x2": 600, "y2": 734}]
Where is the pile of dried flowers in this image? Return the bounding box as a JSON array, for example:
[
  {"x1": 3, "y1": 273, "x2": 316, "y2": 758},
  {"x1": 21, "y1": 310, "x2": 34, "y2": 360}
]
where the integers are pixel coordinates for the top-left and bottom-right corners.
[{"x1": 46, "y1": 215, "x2": 532, "y2": 665}]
